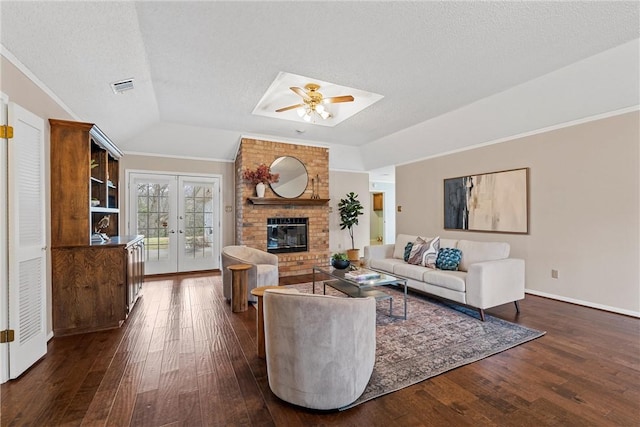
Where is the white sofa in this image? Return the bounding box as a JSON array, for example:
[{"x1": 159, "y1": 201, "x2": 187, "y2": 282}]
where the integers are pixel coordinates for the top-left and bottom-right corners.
[{"x1": 364, "y1": 234, "x2": 525, "y2": 320}]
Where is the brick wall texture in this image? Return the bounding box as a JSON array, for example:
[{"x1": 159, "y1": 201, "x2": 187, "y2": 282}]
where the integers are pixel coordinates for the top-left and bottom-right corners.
[{"x1": 236, "y1": 138, "x2": 330, "y2": 276}]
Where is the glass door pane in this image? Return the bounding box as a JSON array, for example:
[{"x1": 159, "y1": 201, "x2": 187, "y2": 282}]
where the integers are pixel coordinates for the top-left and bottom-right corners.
[
  {"x1": 178, "y1": 177, "x2": 219, "y2": 272},
  {"x1": 131, "y1": 174, "x2": 177, "y2": 275}
]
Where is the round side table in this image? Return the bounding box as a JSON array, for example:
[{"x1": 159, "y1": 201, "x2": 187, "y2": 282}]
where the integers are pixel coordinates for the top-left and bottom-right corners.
[
  {"x1": 228, "y1": 264, "x2": 252, "y2": 313},
  {"x1": 250, "y1": 285, "x2": 281, "y2": 358}
]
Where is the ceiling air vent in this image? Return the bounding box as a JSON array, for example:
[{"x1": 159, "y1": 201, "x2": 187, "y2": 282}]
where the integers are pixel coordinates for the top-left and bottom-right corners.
[{"x1": 110, "y1": 78, "x2": 134, "y2": 94}]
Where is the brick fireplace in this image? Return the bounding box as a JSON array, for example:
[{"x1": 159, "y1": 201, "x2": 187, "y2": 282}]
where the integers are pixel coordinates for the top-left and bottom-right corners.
[{"x1": 235, "y1": 138, "x2": 330, "y2": 276}]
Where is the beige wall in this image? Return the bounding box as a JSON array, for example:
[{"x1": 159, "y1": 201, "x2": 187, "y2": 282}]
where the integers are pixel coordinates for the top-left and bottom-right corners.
[
  {"x1": 2, "y1": 55, "x2": 75, "y2": 335},
  {"x1": 329, "y1": 170, "x2": 371, "y2": 256},
  {"x1": 396, "y1": 112, "x2": 639, "y2": 315},
  {"x1": 120, "y1": 154, "x2": 236, "y2": 249}
]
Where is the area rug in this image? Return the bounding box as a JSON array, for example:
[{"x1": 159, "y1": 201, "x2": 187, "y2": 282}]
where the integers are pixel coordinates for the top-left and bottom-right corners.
[{"x1": 286, "y1": 282, "x2": 545, "y2": 410}]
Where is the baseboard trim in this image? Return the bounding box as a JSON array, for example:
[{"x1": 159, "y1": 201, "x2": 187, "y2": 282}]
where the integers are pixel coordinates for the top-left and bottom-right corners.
[{"x1": 525, "y1": 289, "x2": 640, "y2": 318}]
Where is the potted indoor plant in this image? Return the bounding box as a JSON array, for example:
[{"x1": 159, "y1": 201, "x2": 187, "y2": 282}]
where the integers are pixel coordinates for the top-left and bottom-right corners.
[
  {"x1": 338, "y1": 191, "x2": 364, "y2": 262},
  {"x1": 330, "y1": 252, "x2": 350, "y2": 269},
  {"x1": 242, "y1": 163, "x2": 279, "y2": 197}
]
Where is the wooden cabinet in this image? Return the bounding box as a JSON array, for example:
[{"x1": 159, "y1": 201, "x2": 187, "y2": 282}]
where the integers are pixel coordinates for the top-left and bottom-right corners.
[
  {"x1": 373, "y1": 193, "x2": 384, "y2": 211},
  {"x1": 49, "y1": 119, "x2": 144, "y2": 336},
  {"x1": 52, "y1": 245, "x2": 126, "y2": 335},
  {"x1": 51, "y1": 236, "x2": 145, "y2": 336},
  {"x1": 126, "y1": 238, "x2": 145, "y2": 314},
  {"x1": 50, "y1": 119, "x2": 121, "y2": 244}
]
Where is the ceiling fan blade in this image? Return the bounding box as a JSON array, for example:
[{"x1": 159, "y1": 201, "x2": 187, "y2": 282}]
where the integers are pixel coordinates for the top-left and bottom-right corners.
[
  {"x1": 323, "y1": 95, "x2": 355, "y2": 104},
  {"x1": 290, "y1": 87, "x2": 312, "y2": 101},
  {"x1": 275, "y1": 103, "x2": 304, "y2": 113}
]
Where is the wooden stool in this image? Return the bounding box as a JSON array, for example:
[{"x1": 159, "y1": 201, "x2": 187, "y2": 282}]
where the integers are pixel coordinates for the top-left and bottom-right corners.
[
  {"x1": 250, "y1": 285, "x2": 281, "y2": 358},
  {"x1": 228, "y1": 264, "x2": 252, "y2": 312}
]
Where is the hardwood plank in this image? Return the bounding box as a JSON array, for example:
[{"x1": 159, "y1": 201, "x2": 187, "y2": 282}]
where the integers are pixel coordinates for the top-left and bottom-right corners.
[{"x1": 2, "y1": 272, "x2": 638, "y2": 426}]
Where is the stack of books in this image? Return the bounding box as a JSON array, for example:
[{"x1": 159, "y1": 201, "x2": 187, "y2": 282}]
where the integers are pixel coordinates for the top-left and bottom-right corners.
[{"x1": 345, "y1": 269, "x2": 381, "y2": 281}]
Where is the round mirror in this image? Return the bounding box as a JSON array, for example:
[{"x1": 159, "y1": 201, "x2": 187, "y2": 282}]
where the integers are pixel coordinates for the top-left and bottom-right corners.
[{"x1": 269, "y1": 156, "x2": 308, "y2": 198}]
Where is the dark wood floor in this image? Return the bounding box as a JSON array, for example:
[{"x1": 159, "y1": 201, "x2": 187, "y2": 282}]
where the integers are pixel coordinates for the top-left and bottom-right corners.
[{"x1": 2, "y1": 272, "x2": 639, "y2": 426}]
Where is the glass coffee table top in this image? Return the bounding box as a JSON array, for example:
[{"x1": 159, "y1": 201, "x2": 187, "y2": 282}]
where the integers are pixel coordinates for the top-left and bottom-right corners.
[{"x1": 312, "y1": 265, "x2": 407, "y2": 319}]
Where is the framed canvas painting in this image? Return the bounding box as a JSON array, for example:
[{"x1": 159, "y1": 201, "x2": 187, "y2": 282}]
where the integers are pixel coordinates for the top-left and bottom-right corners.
[{"x1": 444, "y1": 168, "x2": 529, "y2": 234}]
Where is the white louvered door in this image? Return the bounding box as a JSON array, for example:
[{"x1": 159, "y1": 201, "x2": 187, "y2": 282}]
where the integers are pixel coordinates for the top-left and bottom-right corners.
[{"x1": 7, "y1": 103, "x2": 47, "y2": 379}]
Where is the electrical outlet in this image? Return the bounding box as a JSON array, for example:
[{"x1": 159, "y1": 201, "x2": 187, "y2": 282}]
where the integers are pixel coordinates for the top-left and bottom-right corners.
[
  {"x1": 338, "y1": 243, "x2": 342, "y2": 250},
  {"x1": 551, "y1": 269, "x2": 559, "y2": 279}
]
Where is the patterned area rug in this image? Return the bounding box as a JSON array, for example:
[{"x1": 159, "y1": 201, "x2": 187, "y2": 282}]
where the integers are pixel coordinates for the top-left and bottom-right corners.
[{"x1": 287, "y1": 282, "x2": 545, "y2": 410}]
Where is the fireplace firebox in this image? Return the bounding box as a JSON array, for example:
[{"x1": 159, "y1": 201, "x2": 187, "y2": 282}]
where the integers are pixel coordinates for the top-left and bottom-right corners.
[{"x1": 267, "y1": 218, "x2": 308, "y2": 253}]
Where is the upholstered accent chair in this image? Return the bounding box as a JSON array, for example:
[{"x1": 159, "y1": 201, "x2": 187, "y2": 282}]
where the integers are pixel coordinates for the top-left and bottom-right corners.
[
  {"x1": 221, "y1": 245, "x2": 279, "y2": 303},
  {"x1": 263, "y1": 289, "x2": 376, "y2": 410}
]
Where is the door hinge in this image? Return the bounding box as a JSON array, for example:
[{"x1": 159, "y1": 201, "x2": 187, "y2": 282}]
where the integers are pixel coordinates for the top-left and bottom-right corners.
[
  {"x1": 0, "y1": 125, "x2": 14, "y2": 139},
  {"x1": 0, "y1": 329, "x2": 15, "y2": 343}
]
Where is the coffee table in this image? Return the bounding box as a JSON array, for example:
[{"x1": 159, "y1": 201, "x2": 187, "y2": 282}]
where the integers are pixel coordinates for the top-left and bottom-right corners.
[{"x1": 312, "y1": 266, "x2": 408, "y2": 319}]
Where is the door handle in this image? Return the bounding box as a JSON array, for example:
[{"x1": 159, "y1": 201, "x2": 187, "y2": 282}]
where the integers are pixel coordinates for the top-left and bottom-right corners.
[
  {"x1": 179, "y1": 230, "x2": 184, "y2": 234},
  {"x1": 168, "y1": 230, "x2": 176, "y2": 234}
]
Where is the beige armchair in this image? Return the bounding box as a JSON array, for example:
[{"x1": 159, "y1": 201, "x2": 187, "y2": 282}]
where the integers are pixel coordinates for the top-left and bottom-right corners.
[
  {"x1": 263, "y1": 289, "x2": 376, "y2": 410},
  {"x1": 221, "y1": 245, "x2": 279, "y2": 303}
]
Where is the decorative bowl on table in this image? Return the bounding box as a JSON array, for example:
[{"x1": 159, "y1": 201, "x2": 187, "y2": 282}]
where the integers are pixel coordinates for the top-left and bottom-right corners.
[{"x1": 331, "y1": 259, "x2": 350, "y2": 270}]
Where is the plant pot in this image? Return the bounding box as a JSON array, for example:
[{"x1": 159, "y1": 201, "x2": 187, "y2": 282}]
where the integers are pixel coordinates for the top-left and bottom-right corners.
[
  {"x1": 346, "y1": 249, "x2": 360, "y2": 263},
  {"x1": 331, "y1": 259, "x2": 350, "y2": 270},
  {"x1": 256, "y1": 182, "x2": 266, "y2": 198}
]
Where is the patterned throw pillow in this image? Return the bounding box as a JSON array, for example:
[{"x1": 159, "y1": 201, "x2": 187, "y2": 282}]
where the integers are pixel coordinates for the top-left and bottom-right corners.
[
  {"x1": 421, "y1": 236, "x2": 440, "y2": 268},
  {"x1": 407, "y1": 237, "x2": 428, "y2": 265},
  {"x1": 436, "y1": 248, "x2": 463, "y2": 271},
  {"x1": 403, "y1": 242, "x2": 414, "y2": 262}
]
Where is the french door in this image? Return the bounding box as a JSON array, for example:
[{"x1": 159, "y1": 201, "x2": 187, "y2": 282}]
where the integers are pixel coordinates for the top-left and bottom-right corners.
[{"x1": 129, "y1": 172, "x2": 221, "y2": 275}]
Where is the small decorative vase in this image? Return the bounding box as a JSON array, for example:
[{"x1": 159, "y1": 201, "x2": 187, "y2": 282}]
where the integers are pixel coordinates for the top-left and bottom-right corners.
[{"x1": 256, "y1": 182, "x2": 266, "y2": 198}]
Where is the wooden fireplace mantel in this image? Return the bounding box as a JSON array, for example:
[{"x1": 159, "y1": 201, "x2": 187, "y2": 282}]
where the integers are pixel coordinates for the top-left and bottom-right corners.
[{"x1": 247, "y1": 197, "x2": 330, "y2": 206}]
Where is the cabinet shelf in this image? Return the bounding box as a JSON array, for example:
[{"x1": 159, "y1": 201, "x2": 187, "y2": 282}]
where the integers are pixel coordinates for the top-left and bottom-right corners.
[
  {"x1": 248, "y1": 197, "x2": 330, "y2": 206},
  {"x1": 90, "y1": 176, "x2": 104, "y2": 184},
  {"x1": 90, "y1": 207, "x2": 119, "y2": 214}
]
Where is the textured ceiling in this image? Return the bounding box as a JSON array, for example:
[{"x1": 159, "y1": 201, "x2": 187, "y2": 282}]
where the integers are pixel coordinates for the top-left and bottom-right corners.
[{"x1": 1, "y1": 1, "x2": 638, "y2": 176}]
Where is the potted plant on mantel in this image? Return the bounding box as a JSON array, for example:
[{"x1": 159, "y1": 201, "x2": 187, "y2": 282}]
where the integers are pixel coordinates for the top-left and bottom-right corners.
[
  {"x1": 338, "y1": 191, "x2": 364, "y2": 263},
  {"x1": 242, "y1": 163, "x2": 279, "y2": 197}
]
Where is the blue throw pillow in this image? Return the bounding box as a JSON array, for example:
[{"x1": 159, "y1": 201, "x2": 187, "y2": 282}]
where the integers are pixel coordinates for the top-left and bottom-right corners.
[
  {"x1": 403, "y1": 242, "x2": 413, "y2": 262},
  {"x1": 436, "y1": 248, "x2": 462, "y2": 271}
]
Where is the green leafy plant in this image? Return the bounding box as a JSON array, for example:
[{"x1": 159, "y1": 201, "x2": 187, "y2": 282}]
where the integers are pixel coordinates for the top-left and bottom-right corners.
[
  {"x1": 338, "y1": 192, "x2": 364, "y2": 250},
  {"x1": 331, "y1": 252, "x2": 348, "y2": 261}
]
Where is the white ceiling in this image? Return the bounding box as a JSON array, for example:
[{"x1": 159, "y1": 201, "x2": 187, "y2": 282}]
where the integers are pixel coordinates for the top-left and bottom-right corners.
[{"x1": 1, "y1": 1, "x2": 638, "y2": 181}]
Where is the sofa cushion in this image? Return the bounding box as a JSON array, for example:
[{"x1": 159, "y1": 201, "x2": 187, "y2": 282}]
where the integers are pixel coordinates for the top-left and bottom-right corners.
[
  {"x1": 440, "y1": 238, "x2": 458, "y2": 249},
  {"x1": 394, "y1": 262, "x2": 433, "y2": 282},
  {"x1": 436, "y1": 247, "x2": 463, "y2": 271},
  {"x1": 423, "y1": 270, "x2": 467, "y2": 292},
  {"x1": 393, "y1": 234, "x2": 419, "y2": 259},
  {"x1": 457, "y1": 240, "x2": 510, "y2": 272},
  {"x1": 369, "y1": 257, "x2": 404, "y2": 273}
]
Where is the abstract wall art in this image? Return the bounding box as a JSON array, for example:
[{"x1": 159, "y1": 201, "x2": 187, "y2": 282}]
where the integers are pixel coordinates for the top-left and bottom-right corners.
[{"x1": 444, "y1": 168, "x2": 529, "y2": 234}]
